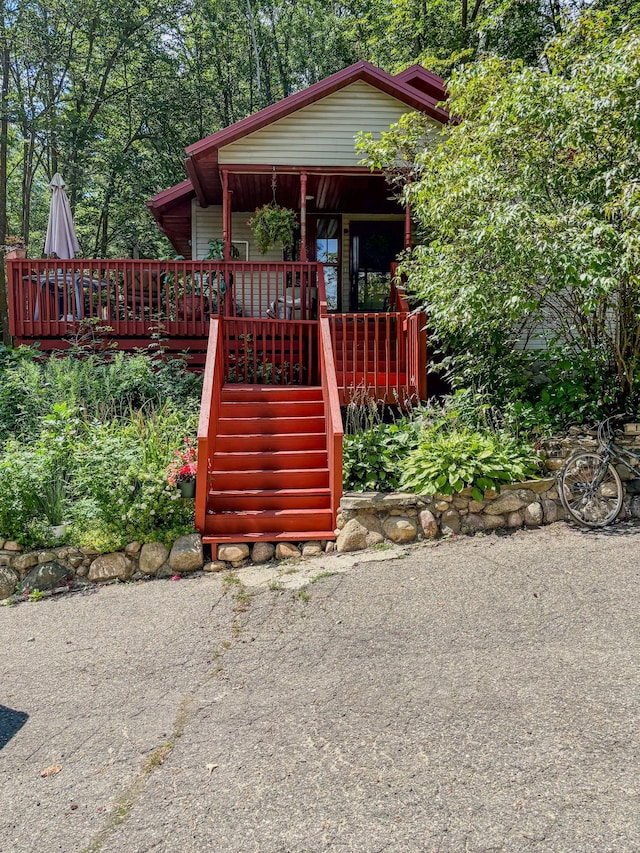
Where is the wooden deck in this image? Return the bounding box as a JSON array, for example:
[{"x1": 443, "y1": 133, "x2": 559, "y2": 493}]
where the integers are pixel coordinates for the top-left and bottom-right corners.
[{"x1": 6, "y1": 258, "x2": 427, "y2": 405}]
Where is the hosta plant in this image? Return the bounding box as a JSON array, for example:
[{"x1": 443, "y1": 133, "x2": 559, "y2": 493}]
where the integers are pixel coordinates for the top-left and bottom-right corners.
[{"x1": 400, "y1": 427, "x2": 540, "y2": 502}]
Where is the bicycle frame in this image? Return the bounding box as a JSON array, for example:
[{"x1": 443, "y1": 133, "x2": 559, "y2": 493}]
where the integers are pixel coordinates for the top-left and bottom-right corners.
[{"x1": 599, "y1": 439, "x2": 640, "y2": 481}]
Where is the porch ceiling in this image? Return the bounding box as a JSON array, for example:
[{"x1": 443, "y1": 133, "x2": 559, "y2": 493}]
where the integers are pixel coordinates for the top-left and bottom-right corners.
[{"x1": 227, "y1": 171, "x2": 401, "y2": 215}]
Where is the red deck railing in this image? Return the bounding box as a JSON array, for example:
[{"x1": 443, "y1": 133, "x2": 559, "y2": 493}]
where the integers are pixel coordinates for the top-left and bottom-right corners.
[
  {"x1": 6, "y1": 256, "x2": 427, "y2": 402},
  {"x1": 6, "y1": 258, "x2": 318, "y2": 343},
  {"x1": 222, "y1": 317, "x2": 319, "y2": 385}
]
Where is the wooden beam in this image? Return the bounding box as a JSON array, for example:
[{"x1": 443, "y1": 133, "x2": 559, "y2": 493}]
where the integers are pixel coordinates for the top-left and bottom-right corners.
[
  {"x1": 300, "y1": 172, "x2": 307, "y2": 262},
  {"x1": 184, "y1": 157, "x2": 208, "y2": 208},
  {"x1": 222, "y1": 170, "x2": 231, "y2": 261}
]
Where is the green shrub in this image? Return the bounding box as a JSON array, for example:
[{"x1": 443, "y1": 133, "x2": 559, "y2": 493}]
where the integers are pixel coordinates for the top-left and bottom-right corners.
[
  {"x1": 0, "y1": 347, "x2": 201, "y2": 441},
  {"x1": 0, "y1": 345, "x2": 202, "y2": 549},
  {"x1": 400, "y1": 427, "x2": 541, "y2": 501},
  {"x1": 343, "y1": 420, "x2": 420, "y2": 492}
]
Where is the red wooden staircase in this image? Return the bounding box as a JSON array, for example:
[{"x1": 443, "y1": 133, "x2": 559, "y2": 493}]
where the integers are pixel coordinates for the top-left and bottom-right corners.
[
  {"x1": 195, "y1": 318, "x2": 343, "y2": 547},
  {"x1": 204, "y1": 385, "x2": 334, "y2": 542}
]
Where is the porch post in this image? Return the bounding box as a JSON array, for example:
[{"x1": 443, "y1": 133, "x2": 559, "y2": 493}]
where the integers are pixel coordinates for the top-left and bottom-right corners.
[
  {"x1": 404, "y1": 202, "x2": 412, "y2": 250},
  {"x1": 222, "y1": 170, "x2": 232, "y2": 261},
  {"x1": 300, "y1": 171, "x2": 307, "y2": 261}
]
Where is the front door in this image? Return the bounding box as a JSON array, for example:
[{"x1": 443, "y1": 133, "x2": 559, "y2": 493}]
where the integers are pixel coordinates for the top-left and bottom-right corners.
[{"x1": 349, "y1": 221, "x2": 404, "y2": 311}]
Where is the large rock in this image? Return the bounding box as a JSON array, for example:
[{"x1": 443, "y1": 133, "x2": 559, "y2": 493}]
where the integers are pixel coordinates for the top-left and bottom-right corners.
[
  {"x1": 22, "y1": 561, "x2": 71, "y2": 592},
  {"x1": 88, "y1": 553, "x2": 134, "y2": 583},
  {"x1": 139, "y1": 542, "x2": 169, "y2": 575},
  {"x1": 203, "y1": 561, "x2": 227, "y2": 572},
  {"x1": 524, "y1": 502, "x2": 543, "y2": 527},
  {"x1": 218, "y1": 544, "x2": 250, "y2": 562},
  {"x1": 503, "y1": 478, "x2": 554, "y2": 495},
  {"x1": 275, "y1": 542, "x2": 301, "y2": 560},
  {"x1": 301, "y1": 541, "x2": 323, "y2": 558},
  {"x1": 251, "y1": 542, "x2": 275, "y2": 564},
  {"x1": 382, "y1": 516, "x2": 417, "y2": 544},
  {"x1": 483, "y1": 489, "x2": 537, "y2": 515},
  {"x1": 506, "y1": 511, "x2": 524, "y2": 528},
  {"x1": 169, "y1": 534, "x2": 204, "y2": 573},
  {"x1": 0, "y1": 566, "x2": 18, "y2": 599},
  {"x1": 461, "y1": 513, "x2": 485, "y2": 535},
  {"x1": 543, "y1": 499, "x2": 559, "y2": 524},
  {"x1": 340, "y1": 492, "x2": 420, "y2": 512},
  {"x1": 440, "y1": 509, "x2": 461, "y2": 535},
  {"x1": 334, "y1": 517, "x2": 375, "y2": 552},
  {"x1": 419, "y1": 509, "x2": 439, "y2": 539},
  {"x1": 12, "y1": 552, "x2": 39, "y2": 577}
]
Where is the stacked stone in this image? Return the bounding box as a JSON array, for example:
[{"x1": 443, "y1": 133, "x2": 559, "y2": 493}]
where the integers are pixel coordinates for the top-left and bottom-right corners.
[
  {"x1": 334, "y1": 480, "x2": 564, "y2": 553},
  {"x1": 214, "y1": 540, "x2": 330, "y2": 570},
  {"x1": 0, "y1": 534, "x2": 206, "y2": 601}
]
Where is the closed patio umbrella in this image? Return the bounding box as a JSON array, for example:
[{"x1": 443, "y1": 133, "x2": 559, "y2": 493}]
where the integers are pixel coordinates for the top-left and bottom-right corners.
[{"x1": 44, "y1": 173, "x2": 80, "y2": 259}]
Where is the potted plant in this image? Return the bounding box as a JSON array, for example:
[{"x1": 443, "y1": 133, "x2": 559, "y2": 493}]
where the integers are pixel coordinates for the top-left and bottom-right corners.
[
  {"x1": 167, "y1": 438, "x2": 198, "y2": 498},
  {"x1": 3, "y1": 235, "x2": 27, "y2": 259},
  {"x1": 36, "y1": 474, "x2": 68, "y2": 538},
  {"x1": 248, "y1": 204, "x2": 297, "y2": 255}
]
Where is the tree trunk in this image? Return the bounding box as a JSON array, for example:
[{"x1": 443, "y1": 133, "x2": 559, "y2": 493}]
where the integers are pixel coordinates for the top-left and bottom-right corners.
[{"x1": 0, "y1": 2, "x2": 10, "y2": 344}]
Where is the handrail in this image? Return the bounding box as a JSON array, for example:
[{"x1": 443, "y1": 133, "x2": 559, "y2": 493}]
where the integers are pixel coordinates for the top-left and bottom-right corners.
[
  {"x1": 320, "y1": 317, "x2": 344, "y2": 523},
  {"x1": 317, "y1": 263, "x2": 327, "y2": 316},
  {"x1": 195, "y1": 318, "x2": 223, "y2": 532},
  {"x1": 6, "y1": 259, "x2": 19, "y2": 338},
  {"x1": 407, "y1": 309, "x2": 428, "y2": 400}
]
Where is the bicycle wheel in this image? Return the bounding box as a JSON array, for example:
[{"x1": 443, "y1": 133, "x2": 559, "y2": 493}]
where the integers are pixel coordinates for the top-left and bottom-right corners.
[{"x1": 559, "y1": 451, "x2": 623, "y2": 527}]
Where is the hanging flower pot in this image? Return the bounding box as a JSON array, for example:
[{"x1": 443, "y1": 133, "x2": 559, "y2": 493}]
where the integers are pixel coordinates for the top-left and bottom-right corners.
[{"x1": 248, "y1": 203, "x2": 297, "y2": 255}]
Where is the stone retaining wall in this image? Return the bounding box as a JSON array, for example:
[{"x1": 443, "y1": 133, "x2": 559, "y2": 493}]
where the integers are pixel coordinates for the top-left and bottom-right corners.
[
  {"x1": 0, "y1": 534, "x2": 338, "y2": 602},
  {"x1": 335, "y1": 479, "x2": 564, "y2": 552},
  {"x1": 334, "y1": 425, "x2": 640, "y2": 553}
]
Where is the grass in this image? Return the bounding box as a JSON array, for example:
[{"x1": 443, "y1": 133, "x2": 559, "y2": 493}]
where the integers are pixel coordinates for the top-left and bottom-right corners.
[{"x1": 310, "y1": 571, "x2": 339, "y2": 584}]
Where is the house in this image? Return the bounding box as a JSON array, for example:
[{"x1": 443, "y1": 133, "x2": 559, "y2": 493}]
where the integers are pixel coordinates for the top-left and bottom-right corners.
[{"x1": 6, "y1": 61, "x2": 449, "y2": 546}]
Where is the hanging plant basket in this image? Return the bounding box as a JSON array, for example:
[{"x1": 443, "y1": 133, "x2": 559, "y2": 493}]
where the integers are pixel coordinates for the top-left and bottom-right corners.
[{"x1": 248, "y1": 203, "x2": 297, "y2": 255}]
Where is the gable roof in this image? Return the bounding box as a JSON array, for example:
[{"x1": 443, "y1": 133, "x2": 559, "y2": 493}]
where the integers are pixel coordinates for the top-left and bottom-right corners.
[
  {"x1": 148, "y1": 61, "x2": 448, "y2": 252},
  {"x1": 185, "y1": 61, "x2": 447, "y2": 160}
]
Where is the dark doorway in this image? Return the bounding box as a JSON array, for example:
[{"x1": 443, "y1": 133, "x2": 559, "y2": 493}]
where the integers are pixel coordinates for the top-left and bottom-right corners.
[{"x1": 349, "y1": 221, "x2": 404, "y2": 311}]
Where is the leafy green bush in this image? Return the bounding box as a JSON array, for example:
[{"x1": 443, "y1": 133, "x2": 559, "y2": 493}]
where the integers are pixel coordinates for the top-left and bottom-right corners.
[
  {"x1": 0, "y1": 346, "x2": 202, "y2": 549},
  {"x1": 0, "y1": 347, "x2": 201, "y2": 442},
  {"x1": 70, "y1": 407, "x2": 197, "y2": 549},
  {"x1": 342, "y1": 420, "x2": 420, "y2": 492},
  {"x1": 400, "y1": 427, "x2": 541, "y2": 501}
]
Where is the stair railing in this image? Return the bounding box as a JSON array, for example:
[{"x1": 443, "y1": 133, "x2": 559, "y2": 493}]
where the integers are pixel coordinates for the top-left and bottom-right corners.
[
  {"x1": 195, "y1": 318, "x2": 224, "y2": 532},
  {"x1": 318, "y1": 265, "x2": 344, "y2": 521}
]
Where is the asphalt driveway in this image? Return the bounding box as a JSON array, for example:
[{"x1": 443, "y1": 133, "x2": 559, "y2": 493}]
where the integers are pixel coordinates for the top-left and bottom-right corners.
[{"x1": 1, "y1": 523, "x2": 639, "y2": 852}]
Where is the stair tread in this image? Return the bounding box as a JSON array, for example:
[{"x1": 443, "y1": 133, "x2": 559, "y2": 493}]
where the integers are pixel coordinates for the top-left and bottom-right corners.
[
  {"x1": 209, "y1": 488, "x2": 331, "y2": 496},
  {"x1": 214, "y1": 450, "x2": 327, "y2": 458},
  {"x1": 203, "y1": 531, "x2": 337, "y2": 544},
  {"x1": 208, "y1": 508, "x2": 331, "y2": 517}
]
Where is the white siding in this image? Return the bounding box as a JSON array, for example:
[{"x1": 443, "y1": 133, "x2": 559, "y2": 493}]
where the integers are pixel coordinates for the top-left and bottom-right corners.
[
  {"x1": 218, "y1": 81, "x2": 436, "y2": 166},
  {"x1": 192, "y1": 202, "x2": 282, "y2": 263},
  {"x1": 192, "y1": 202, "x2": 302, "y2": 317}
]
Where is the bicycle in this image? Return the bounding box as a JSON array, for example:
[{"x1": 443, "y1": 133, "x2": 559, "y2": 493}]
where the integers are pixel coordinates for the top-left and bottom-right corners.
[{"x1": 558, "y1": 415, "x2": 640, "y2": 527}]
